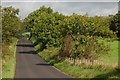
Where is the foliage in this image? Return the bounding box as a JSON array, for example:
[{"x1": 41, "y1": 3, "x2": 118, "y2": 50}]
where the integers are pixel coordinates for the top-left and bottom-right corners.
[
  {"x1": 59, "y1": 35, "x2": 74, "y2": 57},
  {"x1": 38, "y1": 39, "x2": 119, "y2": 78},
  {"x1": 60, "y1": 14, "x2": 115, "y2": 38},
  {"x1": 0, "y1": 6, "x2": 2, "y2": 43},
  {"x1": 59, "y1": 14, "x2": 111, "y2": 62},
  {"x1": 2, "y1": 6, "x2": 20, "y2": 42},
  {"x1": 23, "y1": 6, "x2": 119, "y2": 78},
  {"x1": 39, "y1": 47, "x2": 60, "y2": 62},
  {"x1": 2, "y1": 6, "x2": 20, "y2": 78},
  {"x1": 79, "y1": 36, "x2": 110, "y2": 61},
  {"x1": 60, "y1": 35, "x2": 110, "y2": 62},
  {"x1": 1, "y1": 5, "x2": 119, "y2": 79},
  {"x1": 24, "y1": 6, "x2": 114, "y2": 64},
  {"x1": 109, "y1": 11, "x2": 120, "y2": 38},
  {"x1": 24, "y1": 6, "x2": 64, "y2": 50}
]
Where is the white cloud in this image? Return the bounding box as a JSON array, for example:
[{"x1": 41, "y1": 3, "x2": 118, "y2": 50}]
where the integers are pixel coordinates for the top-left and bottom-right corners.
[
  {"x1": 1, "y1": 0, "x2": 120, "y2": 2},
  {"x1": 89, "y1": 3, "x2": 118, "y2": 16},
  {"x1": 2, "y1": 2, "x2": 119, "y2": 19}
]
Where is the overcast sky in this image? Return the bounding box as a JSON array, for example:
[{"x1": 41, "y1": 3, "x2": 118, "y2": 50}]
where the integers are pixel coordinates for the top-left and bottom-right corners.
[{"x1": 1, "y1": 0, "x2": 119, "y2": 19}]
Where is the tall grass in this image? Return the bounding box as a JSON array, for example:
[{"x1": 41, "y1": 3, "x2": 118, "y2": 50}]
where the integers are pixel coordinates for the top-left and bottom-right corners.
[{"x1": 2, "y1": 38, "x2": 17, "y2": 78}]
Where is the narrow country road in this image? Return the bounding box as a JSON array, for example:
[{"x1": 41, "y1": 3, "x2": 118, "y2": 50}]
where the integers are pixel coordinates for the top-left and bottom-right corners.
[{"x1": 14, "y1": 39, "x2": 73, "y2": 79}]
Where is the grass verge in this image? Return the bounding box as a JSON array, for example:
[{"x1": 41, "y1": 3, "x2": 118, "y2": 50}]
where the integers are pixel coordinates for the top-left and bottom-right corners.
[
  {"x1": 54, "y1": 61, "x2": 120, "y2": 79},
  {"x1": 2, "y1": 38, "x2": 17, "y2": 78}
]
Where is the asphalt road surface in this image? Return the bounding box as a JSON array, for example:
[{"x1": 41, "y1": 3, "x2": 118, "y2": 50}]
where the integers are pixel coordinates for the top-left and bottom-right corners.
[{"x1": 14, "y1": 39, "x2": 73, "y2": 79}]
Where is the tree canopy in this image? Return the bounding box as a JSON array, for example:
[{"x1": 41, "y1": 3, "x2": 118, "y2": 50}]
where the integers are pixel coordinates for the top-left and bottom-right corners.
[
  {"x1": 110, "y1": 11, "x2": 120, "y2": 38},
  {"x1": 2, "y1": 6, "x2": 20, "y2": 42}
]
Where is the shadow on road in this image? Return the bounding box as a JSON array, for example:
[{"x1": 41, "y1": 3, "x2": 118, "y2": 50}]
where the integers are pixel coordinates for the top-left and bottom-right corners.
[
  {"x1": 36, "y1": 63, "x2": 51, "y2": 66},
  {"x1": 18, "y1": 51, "x2": 37, "y2": 54},
  {"x1": 17, "y1": 44, "x2": 34, "y2": 47}
]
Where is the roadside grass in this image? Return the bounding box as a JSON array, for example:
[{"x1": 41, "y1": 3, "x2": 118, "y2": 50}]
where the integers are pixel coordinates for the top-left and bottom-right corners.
[
  {"x1": 35, "y1": 38, "x2": 119, "y2": 78},
  {"x1": 54, "y1": 61, "x2": 112, "y2": 78},
  {"x1": 2, "y1": 38, "x2": 17, "y2": 78},
  {"x1": 54, "y1": 61, "x2": 120, "y2": 79}
]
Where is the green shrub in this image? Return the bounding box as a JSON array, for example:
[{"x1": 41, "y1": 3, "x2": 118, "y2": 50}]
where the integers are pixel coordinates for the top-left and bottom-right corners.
[
  {"x1": 80, "y1": 36, "x2": 110, "y2": 61},
  {"x1": 48, "y1": 59, "x2": 61, "y2": 65},
  {"x1": 60, "y1": 35, "x2": 110, "y2": 63},
  {"x1": 38, "y1": 47, "x2": 60, "y2": 61}
]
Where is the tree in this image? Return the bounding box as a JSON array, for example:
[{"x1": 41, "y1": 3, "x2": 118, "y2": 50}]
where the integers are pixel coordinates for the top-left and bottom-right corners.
[
  {"x1": 24, "y1": 6, "x2": 65, "y2": 50},
  {"x1": 24, "y1": 6, "x2": 111, "y2": 64},
  {"x1": 0, "y1": 6, "x2": 2, "y2": 43},
  {"x1": 2, "y1": 6, "x2": 20, "y2": 42},
  {"x1": 110, "y1": 11, "x2": 120, "y2": 38}
]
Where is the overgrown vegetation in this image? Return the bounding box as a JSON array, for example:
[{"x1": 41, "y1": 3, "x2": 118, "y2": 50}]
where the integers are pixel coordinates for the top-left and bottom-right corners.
[
  {"x1": 2, "y1": 6, "x2": 21, "y2": 78},
  {"x1": 24, "y1": 6, "x2": 119, "y2": 79},
  {"x1": 2, "y1": 6, "x2": 21, "y2": 42},
  {"x1": 109, "y1": 11, "x2": 120, "y2": 38},
  {"x1": 2, "y1": 38, "x2": 17, "y2": 78},
  {"x1": 1, "y1": 5, "x2": 119, "y2": 79},
  {"x1": 37, "y1": 39, "x2": 120, "y2": 79}
]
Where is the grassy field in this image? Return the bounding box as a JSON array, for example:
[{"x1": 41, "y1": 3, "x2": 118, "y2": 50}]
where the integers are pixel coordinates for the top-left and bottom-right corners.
[
  {"x1": 98, "y1": 39, "x2": 118, "y2": 66},
  {"x1": 2, "y1": 38, "x2": 17, "y2": 78}
]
